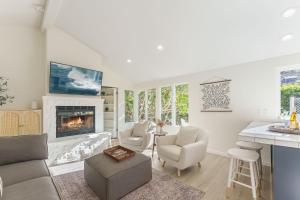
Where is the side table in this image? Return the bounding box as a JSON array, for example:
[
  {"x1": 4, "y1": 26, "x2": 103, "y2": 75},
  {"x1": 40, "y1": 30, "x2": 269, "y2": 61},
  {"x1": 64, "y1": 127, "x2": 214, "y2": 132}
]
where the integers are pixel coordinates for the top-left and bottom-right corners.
[{"x1": 152, "y1": 131, "x2": 167, "y2": 158}]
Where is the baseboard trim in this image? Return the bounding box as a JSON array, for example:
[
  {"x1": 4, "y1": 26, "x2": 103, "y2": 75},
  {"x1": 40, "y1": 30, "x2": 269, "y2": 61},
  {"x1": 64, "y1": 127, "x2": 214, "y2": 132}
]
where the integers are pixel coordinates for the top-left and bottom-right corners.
[
  {"x1": 207, "y1": 148, "x2": 271, "y2": 167},
  {"x1": 207, "y1": 148, "x2": 228, "y2": 157}
]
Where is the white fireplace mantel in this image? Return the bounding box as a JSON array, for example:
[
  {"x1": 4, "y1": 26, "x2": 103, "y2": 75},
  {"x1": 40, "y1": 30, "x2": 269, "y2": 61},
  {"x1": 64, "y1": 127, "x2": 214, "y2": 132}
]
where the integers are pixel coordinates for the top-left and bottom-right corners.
[{"x1": 43, "y1": 96, "x2": 104, "y2": 141}]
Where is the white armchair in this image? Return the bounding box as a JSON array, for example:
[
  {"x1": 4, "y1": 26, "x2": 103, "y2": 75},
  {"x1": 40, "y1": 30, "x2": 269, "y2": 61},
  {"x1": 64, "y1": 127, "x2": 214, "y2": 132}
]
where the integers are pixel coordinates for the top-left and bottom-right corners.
[
  {"x1": 157, "y1": 126, "x2": 208, "y2": 176},
  {"x1": 119, "y1": 121, "x2": 153, "y2": 152}
]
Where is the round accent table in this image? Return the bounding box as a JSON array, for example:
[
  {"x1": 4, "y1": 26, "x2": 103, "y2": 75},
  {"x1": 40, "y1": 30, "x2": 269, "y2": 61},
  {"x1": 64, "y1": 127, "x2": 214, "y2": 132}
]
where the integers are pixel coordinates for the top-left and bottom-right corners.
[{"x1": 152, "y1": 131, "x2": 167, "y2": 158}]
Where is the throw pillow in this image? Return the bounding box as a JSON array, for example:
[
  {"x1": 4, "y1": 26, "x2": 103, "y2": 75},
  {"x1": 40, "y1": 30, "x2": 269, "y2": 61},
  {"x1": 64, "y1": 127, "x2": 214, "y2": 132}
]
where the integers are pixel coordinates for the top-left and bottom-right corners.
[
  {"x1": 175, "y1": 126, "x2": 198, "y2": 147},
  {"x1": 132, "y1": 121, "x2": 148, "y2": 137},
  {"x1": 0, "y1": 176, "x2": 3, "y2": 198}
]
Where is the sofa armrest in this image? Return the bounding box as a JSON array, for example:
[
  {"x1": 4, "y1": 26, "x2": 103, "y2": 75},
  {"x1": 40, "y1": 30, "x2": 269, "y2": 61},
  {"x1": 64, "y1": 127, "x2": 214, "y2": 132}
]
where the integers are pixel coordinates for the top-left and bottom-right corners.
[
  {"x1": 0, "y1": 134, "x2": 48, "y2": 166},
  {"x1": 157, "y1": 135, "x2": 177, "y2": 146},
  {"x1": 180, "y1": 141, "x2": 207, "y2": 168},
  {"x1": 119, "y1": 128, "x2": 133, "y2": 140}
]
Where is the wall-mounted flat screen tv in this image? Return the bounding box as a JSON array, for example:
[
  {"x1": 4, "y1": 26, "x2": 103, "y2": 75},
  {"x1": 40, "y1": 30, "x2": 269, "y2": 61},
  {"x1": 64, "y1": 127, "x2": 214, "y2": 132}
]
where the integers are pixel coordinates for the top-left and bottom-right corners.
[{"x1": 49, "y1": 62, "x2": 103, "y2": 96}]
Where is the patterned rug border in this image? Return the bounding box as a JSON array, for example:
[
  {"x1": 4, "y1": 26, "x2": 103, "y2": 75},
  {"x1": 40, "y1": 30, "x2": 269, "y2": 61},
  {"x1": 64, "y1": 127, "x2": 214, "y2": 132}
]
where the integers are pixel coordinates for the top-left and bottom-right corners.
[{"x1": 52, "y1": 169, "x2": 205, "y2": 200}]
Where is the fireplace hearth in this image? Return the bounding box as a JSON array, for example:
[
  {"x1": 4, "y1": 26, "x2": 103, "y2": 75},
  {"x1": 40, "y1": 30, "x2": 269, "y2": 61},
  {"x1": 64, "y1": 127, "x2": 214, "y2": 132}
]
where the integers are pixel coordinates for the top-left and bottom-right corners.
[{"x1": 56, "y1": 106, "x2": 95, "y2": 138}]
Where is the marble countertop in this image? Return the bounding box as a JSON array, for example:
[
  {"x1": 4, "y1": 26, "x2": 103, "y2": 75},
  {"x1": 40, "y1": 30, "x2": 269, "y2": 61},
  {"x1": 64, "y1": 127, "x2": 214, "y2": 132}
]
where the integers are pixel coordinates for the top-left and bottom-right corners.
[{"x1": 239, "y1": 121, "x2": 300, "y2": 148}]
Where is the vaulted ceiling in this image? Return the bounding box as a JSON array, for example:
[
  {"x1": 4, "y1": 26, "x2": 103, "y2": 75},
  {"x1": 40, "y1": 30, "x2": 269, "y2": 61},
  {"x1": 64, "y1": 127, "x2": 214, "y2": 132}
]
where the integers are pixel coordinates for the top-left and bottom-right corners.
[
  {"x1": 0, "y1": 0, "x2": 45, "y2": 27},
  {"x1": 54, "y1": 0, "x2": 300, "y2": 83},
  {"x1": 1, "y1": 0, "x2": 300, "y2": 83}
]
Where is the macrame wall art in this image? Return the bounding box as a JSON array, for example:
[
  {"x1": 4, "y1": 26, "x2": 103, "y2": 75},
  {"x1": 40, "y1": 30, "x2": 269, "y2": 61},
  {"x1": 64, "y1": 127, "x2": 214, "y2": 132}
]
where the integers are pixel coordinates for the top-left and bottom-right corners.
[{"x1": 200, "y1": 78, "x2": 232, "y2": 112}]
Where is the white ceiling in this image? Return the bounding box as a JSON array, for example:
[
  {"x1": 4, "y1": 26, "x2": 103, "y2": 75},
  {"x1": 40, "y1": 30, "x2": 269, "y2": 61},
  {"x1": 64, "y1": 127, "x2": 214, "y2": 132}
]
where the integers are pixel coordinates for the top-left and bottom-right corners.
[
  {"x1": 55, "y1": 0, "x2": 300, "y2": 83},
  {"x1": 2, "y1": 0, "x2": 300, "y2": 83},
  {"x1": 0, "y1": 0, "x2": 45, "y2": 27}
]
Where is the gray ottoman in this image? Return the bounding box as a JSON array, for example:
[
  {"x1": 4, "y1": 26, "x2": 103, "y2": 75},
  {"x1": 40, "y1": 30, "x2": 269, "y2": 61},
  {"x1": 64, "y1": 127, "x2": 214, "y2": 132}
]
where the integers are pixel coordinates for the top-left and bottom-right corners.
[{"x1": 84, "y1": 152, "x2": 152, "y2": 200}]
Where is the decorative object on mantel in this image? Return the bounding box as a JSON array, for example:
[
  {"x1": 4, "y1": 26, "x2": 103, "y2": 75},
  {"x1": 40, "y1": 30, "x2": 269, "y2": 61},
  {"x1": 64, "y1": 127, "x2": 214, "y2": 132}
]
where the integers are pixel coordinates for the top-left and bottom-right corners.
[
  {"x1": 200, "y1": 77, "x2": 232, "y2": 112},
  {"x1": 268, "y1": 125, "x2": 300, "y2": 135},
  {"x1": 156, "y1": 119, "x2": 165, "y2": 133},
  {"x1": 0, "y1": 77, "x2": 14, "y2": 106}
]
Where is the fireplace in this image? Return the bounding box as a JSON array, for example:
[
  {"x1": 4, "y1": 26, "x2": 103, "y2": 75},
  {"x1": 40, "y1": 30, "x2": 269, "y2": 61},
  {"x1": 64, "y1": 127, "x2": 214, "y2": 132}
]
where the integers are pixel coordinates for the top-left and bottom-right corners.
[{"x1": 56, "y1": 106, "x2": 95, "y2": 138}]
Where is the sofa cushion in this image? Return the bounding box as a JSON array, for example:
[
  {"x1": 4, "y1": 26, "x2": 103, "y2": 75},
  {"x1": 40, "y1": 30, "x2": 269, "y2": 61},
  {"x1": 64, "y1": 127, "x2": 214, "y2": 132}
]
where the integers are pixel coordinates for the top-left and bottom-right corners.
[
  {"x1": 132, "y1": 121, "x2": 148, "y2": 137},
  {"x1": 175, "y1": 126, "x2": 198, "y2": 147},
  {"x1": 122, "y1": 137, "x2": 144, "y2": 146},
  {"x1": 158, "y1": 145, "x2": 182, "y2": 161},
  {"x1": 0, "y1": 160, "x2": 49, "y2": 187},
  {"x1": 0, "y1": 134, "x2": 48, "y2": 166},
  {"x1": 2, "y1": 177, "x2": 60, "y2": 200}
]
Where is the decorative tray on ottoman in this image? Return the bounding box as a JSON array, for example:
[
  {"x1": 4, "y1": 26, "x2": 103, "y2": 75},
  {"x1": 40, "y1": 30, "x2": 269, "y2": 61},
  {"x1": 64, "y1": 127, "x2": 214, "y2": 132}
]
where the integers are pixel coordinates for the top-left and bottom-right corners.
[
  {"x1": 103, "y1": 145, "x2": 135, "y2": 161},
  {"x1": 268, "y1": 125, "x2": 300, "y2": 135}
]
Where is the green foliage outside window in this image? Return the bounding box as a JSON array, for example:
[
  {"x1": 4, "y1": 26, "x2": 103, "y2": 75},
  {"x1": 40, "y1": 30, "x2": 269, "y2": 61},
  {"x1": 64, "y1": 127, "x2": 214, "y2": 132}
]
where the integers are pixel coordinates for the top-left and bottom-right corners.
[
  {"x1": 147, "y1": 89, "x2": 156, "y2": 122},
  {"x1": 138, "y1": 91, "x2": 146, "y2": 120},
  {"x1": 161, "y1": 86, "x2": 172, "y2": 125},
  {"x1": 176, "y1": 84, "x2": 189, "y2": 125},
  {"x1": 281, "y1": 83, "x2": 300, "y2": 115},
  {"x1": 125, "y1": 90, "x2": 134, "y2": 122}
]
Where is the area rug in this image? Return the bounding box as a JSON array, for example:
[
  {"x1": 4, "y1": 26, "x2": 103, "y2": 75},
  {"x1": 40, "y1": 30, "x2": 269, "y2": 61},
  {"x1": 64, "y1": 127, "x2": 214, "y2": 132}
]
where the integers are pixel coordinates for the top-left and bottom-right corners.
[{"x1": 53, "y1": 169, "x2": 205, "y2": 200}]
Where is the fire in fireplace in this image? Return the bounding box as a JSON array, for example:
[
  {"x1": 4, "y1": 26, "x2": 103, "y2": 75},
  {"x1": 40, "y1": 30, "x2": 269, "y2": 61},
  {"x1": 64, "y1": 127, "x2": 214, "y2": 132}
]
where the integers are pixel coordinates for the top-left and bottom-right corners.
[{"x1": 56, "y1": 106, "x2": 95, "y2": 138}]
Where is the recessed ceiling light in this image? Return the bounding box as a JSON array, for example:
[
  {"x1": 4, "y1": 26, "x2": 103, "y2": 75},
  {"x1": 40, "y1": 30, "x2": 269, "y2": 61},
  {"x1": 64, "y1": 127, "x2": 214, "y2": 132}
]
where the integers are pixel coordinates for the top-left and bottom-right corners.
[
  {"x1": 282, "y1": 8, "x2": 296, "y2": 18},
  {"x1": 126, "y1": 59, "x2": 132, "y2": 63},
  {"x1": 157, "y1": 45, "x2": 164, "y2": 51},
  {"x1": 281, "y1": 34, "x2": 293, "y2": 42}
]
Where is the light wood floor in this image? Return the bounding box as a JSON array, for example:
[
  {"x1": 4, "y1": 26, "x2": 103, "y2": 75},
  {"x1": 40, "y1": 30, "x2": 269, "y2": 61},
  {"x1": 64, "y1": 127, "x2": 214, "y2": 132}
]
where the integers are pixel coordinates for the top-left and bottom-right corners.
[
  {"x1": 112, "y1": 139, "x2": 272, "y2": 200},
  {"x1": 151, "y1": 152, "x2": 272, "y2": 200}
]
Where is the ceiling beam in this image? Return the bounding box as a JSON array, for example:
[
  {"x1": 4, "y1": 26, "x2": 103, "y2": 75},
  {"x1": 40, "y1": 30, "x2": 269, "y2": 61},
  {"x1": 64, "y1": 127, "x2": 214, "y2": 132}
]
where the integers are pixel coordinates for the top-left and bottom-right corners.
[{"x1": 41, "y1": 0, "x2": 63, "y2": 31}]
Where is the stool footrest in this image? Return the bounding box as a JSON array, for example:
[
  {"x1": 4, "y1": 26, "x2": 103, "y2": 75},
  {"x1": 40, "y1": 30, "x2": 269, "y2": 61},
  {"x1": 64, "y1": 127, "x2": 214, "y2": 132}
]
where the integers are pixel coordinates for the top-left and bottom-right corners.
[
  {"x1": 236, "y1": 172, "x2": 251, "y2": 178},
  {"x1": 232, "y1": 180, "x2": 252, "y2": 189}
]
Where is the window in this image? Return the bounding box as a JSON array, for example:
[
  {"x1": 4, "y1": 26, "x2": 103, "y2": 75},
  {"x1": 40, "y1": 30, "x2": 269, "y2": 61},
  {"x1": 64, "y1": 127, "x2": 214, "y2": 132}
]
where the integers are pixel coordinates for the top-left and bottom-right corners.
[
  {"x1": 138, "y1": 91, "x2": 146, "y2": 120},
  {"x1": 125, "y1": 90, "x2": 134, "y2": 122},
  {"x1": 161, "y1": 86, "x2": 173, "y2": 125},
  {"x1": 147, "y1": 88, "x2": 156, "y2": 122},
  {"x1": 280, "y1": 69, "x2": 300, "y2": 116},
  {"x1": 136, "y1": 83, "x2": 189, "y2": 126},
  {"x1": 176, "y1": 84, "x2": 189, "y2": 125}
]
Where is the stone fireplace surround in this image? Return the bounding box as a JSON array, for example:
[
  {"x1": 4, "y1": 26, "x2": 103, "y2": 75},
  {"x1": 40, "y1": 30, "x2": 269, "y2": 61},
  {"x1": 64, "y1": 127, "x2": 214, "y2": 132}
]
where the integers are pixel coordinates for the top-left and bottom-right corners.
[{"x1": 43, "y1": 96, "x2": 104, "y2": 141}]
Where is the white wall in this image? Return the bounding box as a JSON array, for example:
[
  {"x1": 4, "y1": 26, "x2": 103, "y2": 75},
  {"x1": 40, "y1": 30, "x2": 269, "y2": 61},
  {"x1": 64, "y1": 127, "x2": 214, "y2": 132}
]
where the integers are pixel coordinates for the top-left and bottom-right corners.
[
  {"x1": 136, "y1": 53, "x2": 300, "y2": 165},
  {"x1": 45, "y1": 27, "x2": 134, "y2": 130},
  {"x1": 0, "y1": 26, "x2": 45, "y2": 109},
  {"x1": 0, "y1": 26, "x2": 135, "y2": 132}
]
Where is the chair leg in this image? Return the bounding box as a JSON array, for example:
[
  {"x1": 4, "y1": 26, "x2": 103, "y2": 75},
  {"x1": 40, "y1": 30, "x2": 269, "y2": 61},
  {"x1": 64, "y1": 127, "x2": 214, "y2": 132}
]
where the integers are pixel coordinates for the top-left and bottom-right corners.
[
  {"x1": 249, "y1": 162, "x2": 257, "y2": 200},
  {"x1": 225, "y1": 187, "x2": 233, "y2": 199},
  {"x1": 226, "y1": 158, "x2": 234, "y2": 199},
  {"x1": 227, "y1": 158, "x2": 234, "y2": 188},
  {"x1": 162, "y1": 161, "x2": 166, "y2": 167},
  {"x1": 239, "y1": 160, "x2": 244, "y2": 173},
  {"x1": 259, "y1": 151, "x2": 263, "y2": 176},
  {"x1": 197, "y1": 162, "x2": 201, "y2": 168},
  {"x1": 177, "y1": 169, "x2": 181, "y2": 177}
]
